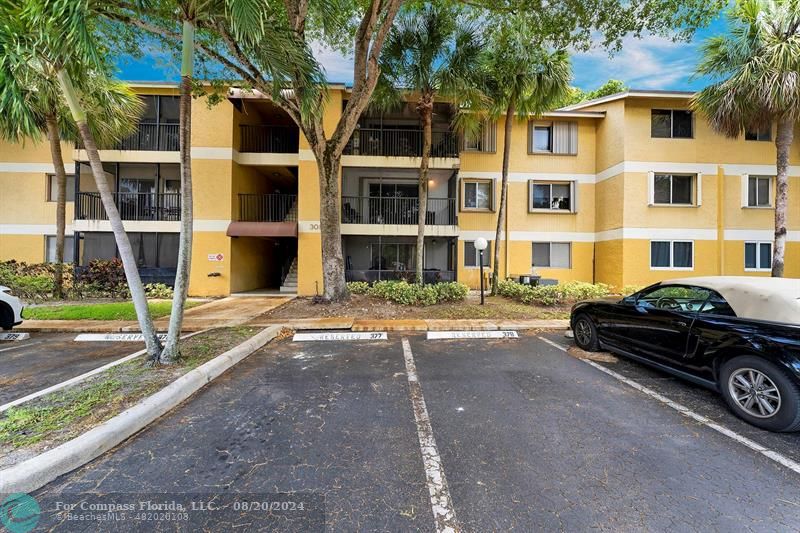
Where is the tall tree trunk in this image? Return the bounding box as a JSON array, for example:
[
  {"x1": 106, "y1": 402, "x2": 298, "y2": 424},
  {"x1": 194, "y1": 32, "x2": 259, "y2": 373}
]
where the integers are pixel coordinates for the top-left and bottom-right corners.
[
  {"x1": 492, "y1": 99, "x2": 515, "y2": 295},
  {"x1": 56, "y1": 69, "x2": 162, "y2": 359},
  {"x1": 317, "y1": 147, "x2": 348, "y2": 300},
  {"x1": 45, "y1": 113, "x2": 67, "y2": 299},
  {"x1": 772, "y1": 117, "x2": 793, "y2": 277},
  {"x1": 415, "y1": 97, "x2": 433, "y2": 285},
  {"x1": 160, "y1": 19, "x2": 195, "y2": 364}
]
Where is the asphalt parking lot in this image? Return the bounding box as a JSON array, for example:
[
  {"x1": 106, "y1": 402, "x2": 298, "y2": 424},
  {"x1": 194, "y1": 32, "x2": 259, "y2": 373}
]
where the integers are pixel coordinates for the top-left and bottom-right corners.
[
  {"x1": 0, "y1": 333, "x2": 138, "y2": 405},
  {"x1": 29, "y1": 332, "x2": 800, "y2": 531}
]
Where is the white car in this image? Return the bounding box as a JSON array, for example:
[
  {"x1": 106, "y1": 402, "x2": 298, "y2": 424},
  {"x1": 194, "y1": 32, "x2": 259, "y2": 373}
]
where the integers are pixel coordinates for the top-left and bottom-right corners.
[{"x1": 0, "y1": 286, "x2": 23, "y2": 330}]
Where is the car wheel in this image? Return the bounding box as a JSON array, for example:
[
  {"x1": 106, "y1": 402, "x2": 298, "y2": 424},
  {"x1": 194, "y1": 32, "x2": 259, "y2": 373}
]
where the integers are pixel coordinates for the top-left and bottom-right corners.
[
  {"x1": 573, "y1": 314, "x2": 600, "y2": 352},
  {"x1": 720, "y1": 356, "x2": 800, "y2": 432},
  {"x1": 0, "y1": 304, "x2": 12, "y2": 331}
]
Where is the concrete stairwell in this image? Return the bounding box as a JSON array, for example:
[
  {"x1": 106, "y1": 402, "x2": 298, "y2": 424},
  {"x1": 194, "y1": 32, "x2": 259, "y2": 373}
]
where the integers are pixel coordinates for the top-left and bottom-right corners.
[{"x1": 280, "y1": 257, "x2": 298, "y2": 293}]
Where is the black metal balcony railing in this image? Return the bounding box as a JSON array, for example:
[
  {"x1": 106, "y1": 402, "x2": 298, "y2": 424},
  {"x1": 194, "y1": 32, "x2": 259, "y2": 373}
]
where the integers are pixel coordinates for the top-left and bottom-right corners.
[
  {"x1": 238, "y1": 193, "x2": 298, "y2": 222},
  {"x1": 346, "y1": 270, "x2": 456, "y2": 284},
  {"x1": 344, "y1": 129, "x2": 459, "y2": 158},
  {"x1": 239, "y1": 125, "x2": 300, "y2": 153},
  {"x1": 76, "y1": 192, "x2": 181, "y2": 221},
  {"x1": 341, "y1": 196, "x2": 456, "y2": 225},
  {"x1": 77, "y1": 124, "x2": 180, "y2": 151}
]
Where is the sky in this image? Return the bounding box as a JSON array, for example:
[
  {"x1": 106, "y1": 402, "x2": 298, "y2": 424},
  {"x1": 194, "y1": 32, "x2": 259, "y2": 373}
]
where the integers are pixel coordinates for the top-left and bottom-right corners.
[{"x1": 115, "y1": 16, "x2": 727, "y2": 93}]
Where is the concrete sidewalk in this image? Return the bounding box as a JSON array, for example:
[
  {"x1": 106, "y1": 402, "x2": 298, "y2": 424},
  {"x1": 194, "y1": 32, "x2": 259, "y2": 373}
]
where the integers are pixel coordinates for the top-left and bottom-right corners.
[{"x1": 17, "y1": 296, "x2": 292, "y2": 333}]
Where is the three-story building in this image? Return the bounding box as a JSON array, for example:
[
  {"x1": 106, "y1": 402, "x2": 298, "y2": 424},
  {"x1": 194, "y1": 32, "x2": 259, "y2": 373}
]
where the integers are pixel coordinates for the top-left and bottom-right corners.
[{"x1": 0, "y1": 84, "x2": 797, "y2": 296}]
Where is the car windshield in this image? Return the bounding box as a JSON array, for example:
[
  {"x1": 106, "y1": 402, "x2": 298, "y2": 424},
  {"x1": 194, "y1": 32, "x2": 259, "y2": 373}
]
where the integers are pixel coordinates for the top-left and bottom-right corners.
[{"x1": 636, "y1": 285, "x2": 711, "y2": 312}]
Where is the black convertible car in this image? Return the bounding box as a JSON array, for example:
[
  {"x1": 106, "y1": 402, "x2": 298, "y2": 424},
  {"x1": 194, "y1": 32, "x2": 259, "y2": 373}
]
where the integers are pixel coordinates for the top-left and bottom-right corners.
[{"x1": 570, "y1": 276, "x2": 800, "y2": 432}]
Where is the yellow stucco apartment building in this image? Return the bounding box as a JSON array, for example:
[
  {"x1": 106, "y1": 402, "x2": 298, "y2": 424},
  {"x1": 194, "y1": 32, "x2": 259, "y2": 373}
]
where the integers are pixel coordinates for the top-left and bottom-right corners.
[{"x1": 0, "y1": 84, "x2": 798, "y2": 296}]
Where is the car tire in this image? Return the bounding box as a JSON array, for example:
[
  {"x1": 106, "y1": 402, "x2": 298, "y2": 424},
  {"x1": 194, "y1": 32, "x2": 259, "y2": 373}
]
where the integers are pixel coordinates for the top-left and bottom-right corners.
[
  {"x1": 572, "y1": 314, "x2": 600, "y2": 352},
  {"x1": 719, "y1": 355, "x2": 800, "y2": 432},
  {"x1": 0, "y1": 304, "x2": 12, "y2": 331}
]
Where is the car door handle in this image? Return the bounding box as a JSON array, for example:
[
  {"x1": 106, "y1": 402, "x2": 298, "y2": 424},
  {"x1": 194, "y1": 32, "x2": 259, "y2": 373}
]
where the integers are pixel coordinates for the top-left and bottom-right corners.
[{"x1": 672, "y1": 320, "x2": 688, "y2": 327}]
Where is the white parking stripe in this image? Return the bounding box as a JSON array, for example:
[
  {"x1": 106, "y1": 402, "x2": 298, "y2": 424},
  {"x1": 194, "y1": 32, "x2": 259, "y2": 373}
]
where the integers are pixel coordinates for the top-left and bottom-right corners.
[
  {"x1": 401, "y1": 338, "x2": 459, "y2": 533},
  {"x1": 537, "y1": 336, "x2": 800, "y2": 476},
  {"x1": 0, "y1": 341, "x2": 41, "y2": 353}
]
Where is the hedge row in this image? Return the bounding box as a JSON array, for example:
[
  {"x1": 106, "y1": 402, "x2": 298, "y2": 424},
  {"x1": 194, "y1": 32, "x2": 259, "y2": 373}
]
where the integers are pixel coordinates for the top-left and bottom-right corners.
[
  {"x1": 0, "y1": 260, "x2": 173, "y2": 301},
  {"x1": 497, "y1": 280, "x2": 612, "y2": 306},
  {"x1": 347, "y1": 280, "x2": 469, "y2": 306}
]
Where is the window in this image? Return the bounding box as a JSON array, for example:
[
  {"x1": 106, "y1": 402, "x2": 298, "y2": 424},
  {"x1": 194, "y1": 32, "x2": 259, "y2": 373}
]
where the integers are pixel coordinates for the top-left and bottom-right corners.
[
  {"x1": 650, "y1": 241, "x2": 693, "y2": 269},
  {"x1": 532, "y1": 242, "x2": 571, "y2": 268},
  {"x1": 47, "y1": 174, "x2": 75, "y2": 202},
  {"x1": 462, "y1": 180, "x2": 493, "y2": 210},
  {"x1": 528, "y1": 121, "x2": 578, "y2": 154},
  {"x1": 532, "y1": 125, "x2": 552, "y2": 152},
  {"x1": 745, "y1": 125, "x2": 771, "y2": 141},
  {"x1": 699, "y1": 292, "x2": 737, "y2": 317},
  {"x1": 464, "y1": 240, "x2": 491, "y2": 267},
  {"x1": 745, "y1": 241, "x2": 772, "y2": 270},
  {"x1": 45, "y1": 236, "x2": 74, "y2": 263},
  {"x1": 651, "y1": 109, "x2": 693, "y2": 138},
  {"x1": 747, "y1": 176, "x2": 772, "y2": 207},
  {"x1": 530, "y1": 182, "x2": 573, "y2": 211},
  {"x1": 637, "y1": 285, "x2": 710, "y2": 310},
  {"x1": 463, "y1": 120, "x2": 497, "y2": 152},
  {"x1": 653, "y1": 174, "x2": 694, "y2": 205}
]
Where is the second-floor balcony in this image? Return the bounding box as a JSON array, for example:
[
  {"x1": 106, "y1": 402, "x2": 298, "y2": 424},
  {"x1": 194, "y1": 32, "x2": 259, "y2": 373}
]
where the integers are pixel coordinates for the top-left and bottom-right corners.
[
  {"x1": 239, "y1": 125, "x2": 300, "y2": 153},
  {"x1": 77, "y1": 123, "x2": 180, "y2": 151},
  {"x1": 341, "y1": 196, "x2": 456, "y2": 226},
  {"x1": 344, "y1": 129, "x2": 459, "y2": 158},
  {"x1": 76, "y1": 192, "x2": 181, "y2": 221}
]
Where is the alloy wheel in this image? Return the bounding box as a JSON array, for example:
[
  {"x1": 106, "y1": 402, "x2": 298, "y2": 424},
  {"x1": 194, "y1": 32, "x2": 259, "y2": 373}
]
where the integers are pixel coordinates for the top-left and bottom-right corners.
[
  {"x1": 728, "y1": 368, "x2": 782, "y2": 419},
  {"x1": 574, "y1": 318, "x2": 592, "y2": 347}
]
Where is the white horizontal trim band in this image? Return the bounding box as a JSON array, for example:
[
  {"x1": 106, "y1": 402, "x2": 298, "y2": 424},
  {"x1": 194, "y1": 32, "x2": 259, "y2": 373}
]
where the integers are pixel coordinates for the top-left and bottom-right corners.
[
  {"x1": 458, "y1": 171, "x2": 596, "y2": 184},
  {"x1": 596, "y1": 228, "x2": 718, "y2": 241},
  {"x1": 73, "y1": 220, "x2": 180, "y2": 233},
  {"x1": 193, "y1": 220, "x2": 230, "y2": 232},
  {"x1": 0, "y1": 224, "x2": 73, "y2": 235},
  {"x1": 724, "y1": 229, "x2": 800, "y2": 241},
  {"x1": 0, "y1": 162, "x2": 71, "y2": 174}
]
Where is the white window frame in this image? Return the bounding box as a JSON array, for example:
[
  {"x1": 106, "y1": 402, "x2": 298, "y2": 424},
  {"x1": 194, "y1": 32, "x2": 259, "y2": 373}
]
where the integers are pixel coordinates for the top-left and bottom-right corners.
[
  {"x1": 464, "y1": 240, "x2": 491, "y2": 268},
  {"x1": 461, "y1": 179, "x2": 494, "y2": 211},
  {"x1": 532, "y1": 242, "x2": 572, "y2": 269},
  {"x1": 46, "y1": 174, "x2": 76, "y2": 202},
  {"x1": 649, "y1": 240, "x2": 694, "y2": 271},
  {"x1": 742, "y1": 174, "x2": 773, "y2": 208},
  {"x1": 650, "y1": 109, "x2": 694, "y2": 139},
  {"x1": 744, "y1": 241, "x2": 772, "y2": 271},
  {"x1": 528, "y1": 180, "x2": 577, "y2": 213}
]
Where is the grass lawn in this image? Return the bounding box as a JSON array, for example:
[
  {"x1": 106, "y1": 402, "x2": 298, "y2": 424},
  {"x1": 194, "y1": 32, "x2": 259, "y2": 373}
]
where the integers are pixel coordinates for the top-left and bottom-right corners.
[{"x1": 24, "y1": 300, "x2": 201, "y2": 321}]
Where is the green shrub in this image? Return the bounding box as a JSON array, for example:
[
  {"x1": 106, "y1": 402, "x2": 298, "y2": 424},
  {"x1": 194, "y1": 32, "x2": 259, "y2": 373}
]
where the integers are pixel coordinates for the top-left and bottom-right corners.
[
  {"x1": 349, "y1": 280, "x2": 469, "y2": 306},
  {"x1": 144, "y1": 283, "x2": 174, "y2": 299},
  {"x1": 498, "y1": 280, "x2": 611, "y2": 306},
  {"x1": 621, "y1": 285, "x2": 644, "y2": 296},
  {"x1": 76, "y1": 259, "x2": 127, "y2": 297},
  {"x1": 347, "y1": 281, "x2": 370, "y2": 295}
]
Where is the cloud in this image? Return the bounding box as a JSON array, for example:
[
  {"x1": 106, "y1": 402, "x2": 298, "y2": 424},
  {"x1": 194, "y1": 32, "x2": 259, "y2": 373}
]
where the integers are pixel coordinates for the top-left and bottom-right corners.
[
  {"x1": 571, "y1": 33, "x2": 705, "y2": 91},
  {"x1": 311, "y1": 41, "x2": 354, "y2": 84}
]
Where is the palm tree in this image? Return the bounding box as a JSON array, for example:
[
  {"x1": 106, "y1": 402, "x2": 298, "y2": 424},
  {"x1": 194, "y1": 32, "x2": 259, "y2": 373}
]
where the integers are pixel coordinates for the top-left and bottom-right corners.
[
  {"x1": 377, "y1": 5, "x2": 483, "y2": 284},
  {"x1": 692, "y1": 0, "x2": 800, "y2": 277},
  {"x1": 0, "y1": 69, "x2": 143, "y2": 299},
  {"x1": 3, "y1": 0, "x2": 164, "y2": 359},
  {"x1": 479, "y1": 26, "x2": 572, "y2": 294}
]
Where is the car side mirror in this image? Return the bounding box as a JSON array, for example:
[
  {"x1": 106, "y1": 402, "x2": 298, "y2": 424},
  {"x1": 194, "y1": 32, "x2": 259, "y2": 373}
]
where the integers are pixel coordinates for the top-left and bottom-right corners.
[{"x1": 620, "y1": 295, "x2": 636, "y2": 305}]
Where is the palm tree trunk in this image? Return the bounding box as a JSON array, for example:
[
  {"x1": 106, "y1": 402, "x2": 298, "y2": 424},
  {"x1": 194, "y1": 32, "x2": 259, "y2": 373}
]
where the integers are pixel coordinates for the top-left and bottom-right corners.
[
  {"x1": 56, "y1": 69, "x2": 162, "y2": 359},
  {"x1": 317, "y1": 149, "x2": 348, "y2": 300},
  {"x1": 492, "y1": 100, "x2": 515, "y2": 295},
  {"x1": 160, "y1": 19, "x2": 195, "y2": 364},
  {"x1": 416, "y1": 98, "x2": 433, "y2": 285},
  {"x1": 45, "y1": 113, "x2": 67, "y2": 299},
  {"x1": 772, "y1": 117, "x2": 793, "y2": 277}
]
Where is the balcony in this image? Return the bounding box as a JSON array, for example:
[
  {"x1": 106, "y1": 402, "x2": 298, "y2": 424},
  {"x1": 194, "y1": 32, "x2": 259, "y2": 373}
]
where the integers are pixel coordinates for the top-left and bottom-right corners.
[
  {"x1": 227, "y1": 193, "x2": 298, "y2": 238},
  {"x1": 344, "y1": 129, "x2": 459, "y2": 158},
  {"x1": 239, "y1": 125, "x2": 299, "y2": 153},
  {"x1": 76, "y1": 192, "x2": 181, "y2": 221},
  {"x1": 341, "y1": 196, "x2": 456, "y2": 226},
  {"x1": 78, "y1": 124, "x2": 180, "y2": 151}
]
